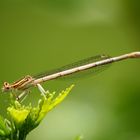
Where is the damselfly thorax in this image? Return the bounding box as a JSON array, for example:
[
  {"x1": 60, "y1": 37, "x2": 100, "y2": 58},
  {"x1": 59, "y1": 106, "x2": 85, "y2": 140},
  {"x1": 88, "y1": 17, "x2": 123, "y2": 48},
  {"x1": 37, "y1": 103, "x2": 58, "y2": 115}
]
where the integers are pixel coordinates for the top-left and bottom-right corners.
[{"x1": 2, "y1": 75, "x2": 34, "y2": 92}]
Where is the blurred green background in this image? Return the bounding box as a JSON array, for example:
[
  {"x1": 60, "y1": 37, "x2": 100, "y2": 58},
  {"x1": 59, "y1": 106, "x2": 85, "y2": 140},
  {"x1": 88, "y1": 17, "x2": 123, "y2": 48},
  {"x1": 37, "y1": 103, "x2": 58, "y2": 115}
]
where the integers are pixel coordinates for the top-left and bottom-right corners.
[{"x1": 0, "y1": 0, "x2": 140, "y2": 140}]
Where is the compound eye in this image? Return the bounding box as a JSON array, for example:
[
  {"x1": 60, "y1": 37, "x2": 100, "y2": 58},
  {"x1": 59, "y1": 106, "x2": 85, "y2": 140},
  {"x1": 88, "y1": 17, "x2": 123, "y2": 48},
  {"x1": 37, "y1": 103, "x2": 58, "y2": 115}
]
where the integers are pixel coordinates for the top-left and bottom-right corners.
[
  {"x1": 4, "y1": 82, "x2": 9, "y2": 86},
  {"x1": 6, "y1": 86, "x2": 10, "y2": 89},
  {"x1": 2, "y1": 82, "x2": 10, "y2": 92},
  {"x1": 3, "y1": 82, "x2": 10, "y2": 89}
]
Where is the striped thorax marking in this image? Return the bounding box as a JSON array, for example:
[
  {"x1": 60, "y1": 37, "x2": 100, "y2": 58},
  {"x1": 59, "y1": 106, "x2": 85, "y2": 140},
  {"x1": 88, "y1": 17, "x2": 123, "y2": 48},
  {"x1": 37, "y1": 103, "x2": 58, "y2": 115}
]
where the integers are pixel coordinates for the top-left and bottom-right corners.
[{"x1": 2, "y1": 75, "x2": 34, "y2": 92}]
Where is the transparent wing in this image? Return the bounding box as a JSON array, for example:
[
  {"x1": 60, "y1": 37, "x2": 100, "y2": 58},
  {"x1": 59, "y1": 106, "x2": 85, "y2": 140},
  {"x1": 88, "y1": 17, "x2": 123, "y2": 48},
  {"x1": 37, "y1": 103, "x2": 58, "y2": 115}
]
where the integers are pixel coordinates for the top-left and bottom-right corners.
[{"x1": 33, "y1": 54, "x2": 111, "y2": 80}]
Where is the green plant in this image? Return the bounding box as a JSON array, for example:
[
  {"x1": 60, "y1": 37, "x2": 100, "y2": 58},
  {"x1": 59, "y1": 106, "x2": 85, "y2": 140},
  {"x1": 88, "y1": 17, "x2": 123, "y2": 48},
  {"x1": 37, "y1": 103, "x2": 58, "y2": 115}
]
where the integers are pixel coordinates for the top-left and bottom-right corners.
[{"x1": 0, "y1": 85, "x2": 74, "y2": 140}]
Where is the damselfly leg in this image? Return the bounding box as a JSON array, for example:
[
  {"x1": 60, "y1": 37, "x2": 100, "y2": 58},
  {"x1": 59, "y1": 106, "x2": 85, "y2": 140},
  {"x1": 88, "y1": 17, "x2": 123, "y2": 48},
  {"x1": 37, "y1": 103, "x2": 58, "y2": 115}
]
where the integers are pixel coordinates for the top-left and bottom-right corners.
[
  {"x1": 36, "y1": 84, "x2": 49, "y2": 99},
  {"x1": 17, "y1": 91, "x2": 29, "y2": 102}
]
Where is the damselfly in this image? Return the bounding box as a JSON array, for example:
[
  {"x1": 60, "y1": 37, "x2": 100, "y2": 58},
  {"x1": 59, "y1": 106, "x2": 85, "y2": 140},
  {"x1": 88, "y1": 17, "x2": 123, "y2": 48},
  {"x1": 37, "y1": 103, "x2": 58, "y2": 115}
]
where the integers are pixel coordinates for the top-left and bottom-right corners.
[{"x1": 2, "y1": 51, "x2": 140, "y2": 100}]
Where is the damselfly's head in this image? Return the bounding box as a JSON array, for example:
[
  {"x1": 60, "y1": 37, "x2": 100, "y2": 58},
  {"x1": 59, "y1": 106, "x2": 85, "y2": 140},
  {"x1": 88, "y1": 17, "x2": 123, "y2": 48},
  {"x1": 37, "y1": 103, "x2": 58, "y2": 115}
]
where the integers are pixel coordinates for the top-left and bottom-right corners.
[{"x1": 1, "y1": 82, "x2": 12, "y2": 92}]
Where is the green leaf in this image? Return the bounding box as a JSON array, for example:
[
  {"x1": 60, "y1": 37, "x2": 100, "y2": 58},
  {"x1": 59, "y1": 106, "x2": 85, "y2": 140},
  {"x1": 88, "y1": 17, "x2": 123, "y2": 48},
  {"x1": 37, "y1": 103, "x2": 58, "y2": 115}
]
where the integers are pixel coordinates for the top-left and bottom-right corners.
[
  {"x1": 7, "y1": 101, "x2": 30, "y2": 128},
  {"x1": 35, "y1": 84, "x2": 74, "y2": 125},
  {"x1": 0, "y1": 115, "x2": 11, "y2": 136},
  {"x1": 0, "y1": 85, "x2": 74, "y2": 140}
]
